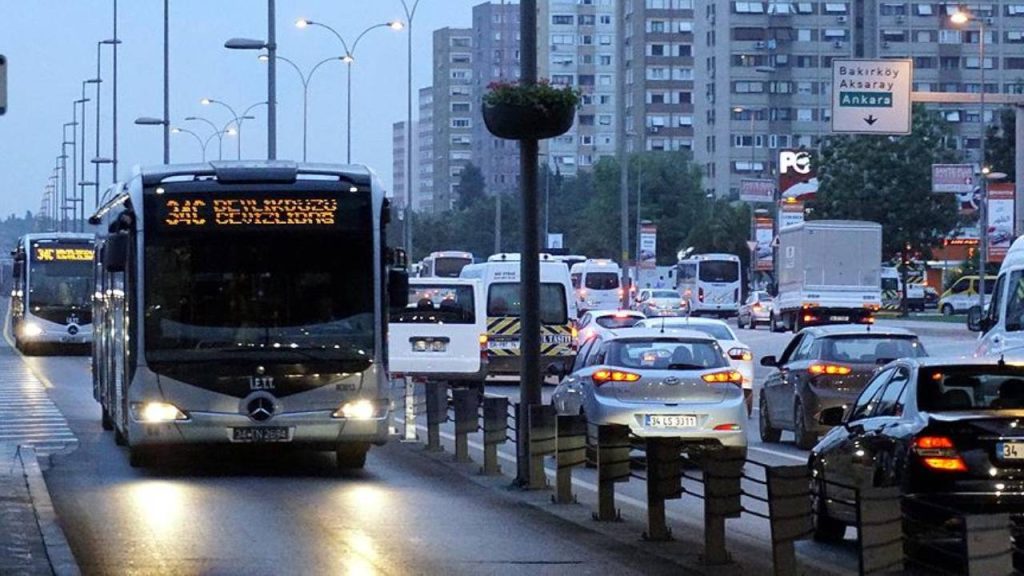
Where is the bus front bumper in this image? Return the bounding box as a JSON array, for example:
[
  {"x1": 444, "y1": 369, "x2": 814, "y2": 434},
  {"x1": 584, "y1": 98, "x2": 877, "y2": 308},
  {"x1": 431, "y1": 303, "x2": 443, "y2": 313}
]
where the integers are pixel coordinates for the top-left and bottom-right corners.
[{"x1": 127, "y1": 409, "x2": 390, "y2": 450}]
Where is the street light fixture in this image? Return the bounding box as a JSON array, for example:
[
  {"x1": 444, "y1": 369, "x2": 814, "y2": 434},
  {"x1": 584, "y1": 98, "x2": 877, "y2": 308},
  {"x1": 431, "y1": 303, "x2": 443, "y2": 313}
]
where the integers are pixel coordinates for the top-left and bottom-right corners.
[
  {"x1": 224, "y1": 31, "x2": 277, "y2": 159},
  {"x1": 295, "y1": 19, "x2": 403, "y2": 163},
  {"x1": 258, "y1": 53, "x2": 343, "y2": 161}
]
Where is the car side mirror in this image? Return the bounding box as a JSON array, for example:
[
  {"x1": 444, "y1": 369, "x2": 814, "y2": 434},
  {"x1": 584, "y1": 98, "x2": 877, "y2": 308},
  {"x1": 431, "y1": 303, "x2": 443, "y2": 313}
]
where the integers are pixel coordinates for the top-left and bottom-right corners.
[
  {"x1": 818, "y1": 406, "x2": 846, "y2": 427},
  {"x1": 967, "y1": 305, "x2": 991, "y2": 333},
  {"x1": 103, "y1": 233, "x2": 128, "y2": 273},
  {"x1": 546, "y1": 362, "x2": 566, "y2": 378},
  {"x1": 760, "y1": 355, "x2": 778, "y2": 367}
]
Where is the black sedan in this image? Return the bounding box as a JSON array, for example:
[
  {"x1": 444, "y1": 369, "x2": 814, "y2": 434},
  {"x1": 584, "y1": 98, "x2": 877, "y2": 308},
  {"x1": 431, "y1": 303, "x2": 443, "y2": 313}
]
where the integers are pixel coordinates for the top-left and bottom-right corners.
[
  {"x1": 808, "y1": 357, "x2": 1024, "y2": 542},
  {"x1": 760, "y1": 325, "x2": 926, "y2": 449}
]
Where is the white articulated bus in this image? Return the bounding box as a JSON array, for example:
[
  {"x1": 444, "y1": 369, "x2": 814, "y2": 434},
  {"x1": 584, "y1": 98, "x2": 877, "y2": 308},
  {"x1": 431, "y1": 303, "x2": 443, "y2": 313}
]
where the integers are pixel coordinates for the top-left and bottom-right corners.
[
  {"x1": 91, "y1": 162, "x2": 407, "y2": 470},
  {"x1": 676, "y1": 254, "x2": 743, "y2": 317},
  {"x1": 10, "y1": 232, "x2": 96, "y2": 355}
]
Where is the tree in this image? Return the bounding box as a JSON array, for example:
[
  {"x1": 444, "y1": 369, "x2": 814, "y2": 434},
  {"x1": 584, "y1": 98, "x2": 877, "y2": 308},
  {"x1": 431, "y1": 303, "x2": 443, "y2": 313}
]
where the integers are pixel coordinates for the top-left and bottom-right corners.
[
  {"x1": 454, "y1": 163, "x2": 487, "y2": 211},
  {"x1": 813, "y1": 105, "x2": 961, "y2": 261},
  {"x1": 986, "y1": 108, "x2": 1016, "y2": 182}
]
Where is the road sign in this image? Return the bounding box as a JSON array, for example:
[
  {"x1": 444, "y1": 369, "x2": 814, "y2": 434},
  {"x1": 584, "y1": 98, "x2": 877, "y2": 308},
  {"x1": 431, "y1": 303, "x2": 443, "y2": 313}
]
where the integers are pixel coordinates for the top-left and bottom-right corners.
[
  {"x1": 831, "y1": 59, "x2": 912, "y2": 135},
  {"x1": 746, "y1": 240, "x2": 758, "y2": 252},
  {"x1": 0, "y1": 55, "x2": 6, "y2": 115}
]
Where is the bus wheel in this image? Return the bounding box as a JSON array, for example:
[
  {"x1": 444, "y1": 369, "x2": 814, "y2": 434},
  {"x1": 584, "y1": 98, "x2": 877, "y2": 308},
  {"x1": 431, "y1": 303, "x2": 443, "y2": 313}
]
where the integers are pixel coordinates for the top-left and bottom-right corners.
[
  {"x1": 336, "y1": 443, "x2": 369, "y2": 470},
  {"x1": 101, "y1": 407, "x2": 114, "y2": 431}
]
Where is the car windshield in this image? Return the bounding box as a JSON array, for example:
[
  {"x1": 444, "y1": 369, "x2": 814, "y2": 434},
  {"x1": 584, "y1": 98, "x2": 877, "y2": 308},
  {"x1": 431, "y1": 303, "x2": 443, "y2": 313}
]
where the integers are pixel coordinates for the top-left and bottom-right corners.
[
  {"x1": 391, "y1": 284, "x2": 475, "y2": 324},
  {"x1": 595, "y1": 315, "x2": 642, "y2": 329},
  {"x1": 585, "y1": 272, "x2": 619, "y2": 290},
  {"x1": 652, "y1": 290, "x2": 681, "y2": 299},
  {"x1": 918, "y1": 366, "x2": 1024, "y2": 411},
  {"x1": 607, "y1": 338, "x2": 728, "y2": 370},
  {"x1": 819, "y1": 336, "x2": 926, "y2": 363},
  {"x1": 699, "y1": 261, "x2": 739, "y2": 283}
]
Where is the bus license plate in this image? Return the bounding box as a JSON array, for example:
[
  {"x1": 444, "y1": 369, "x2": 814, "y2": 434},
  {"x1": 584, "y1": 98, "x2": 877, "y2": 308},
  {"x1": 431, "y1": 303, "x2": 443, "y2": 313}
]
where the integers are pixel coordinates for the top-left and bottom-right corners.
[
  {"x1": 829, "y1": 316, "x2": 849, "y2": 322},
  {"x1": 489, "y1": 339, "x2": 519, "y2": 351},
  {"x1": 999, "y1": 442, "x2": 1024, "y2": 460},
  {"x1": 231, "y1": 427, "x2": 292, "y2": 443},
  {"x1": 645, "y1": 414, "x2": 698, "y2": 428}
]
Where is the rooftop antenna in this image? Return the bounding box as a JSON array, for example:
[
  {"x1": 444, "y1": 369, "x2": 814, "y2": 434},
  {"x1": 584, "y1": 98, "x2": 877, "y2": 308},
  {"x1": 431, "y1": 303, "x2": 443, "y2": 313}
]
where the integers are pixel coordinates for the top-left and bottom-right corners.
[
  {"x1": 1000, "y1": 353, "x2": 1007, "y2": 368},
  {"x1": 660, "y1": 315, "x2": 666, "y2": 334}
]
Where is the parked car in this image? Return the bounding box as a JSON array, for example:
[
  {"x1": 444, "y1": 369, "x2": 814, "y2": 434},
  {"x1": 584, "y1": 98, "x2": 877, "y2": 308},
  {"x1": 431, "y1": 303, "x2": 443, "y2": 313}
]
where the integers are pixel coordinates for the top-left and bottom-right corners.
[
  {"x1": 738, "y1": 291, "x2": 774, "y2": 329},
  {"x1": 633, "y1": 288, "x2": 688, "y2": 317},
  {"x1": 550, "y1": 329, "x2": 747, "y2": 458},
  {"x1": 759, "y1": 325, "x2": 927, "y2": 450},
  {"x1": 809, "y1": 357, "x2": 1024, "y2": 542},
  {"x1": 922, "y1": 285, "x2": 939, "y2": 310},
  {"x1": 577, "y1": 309, "x2": 646, "y2": 343}
]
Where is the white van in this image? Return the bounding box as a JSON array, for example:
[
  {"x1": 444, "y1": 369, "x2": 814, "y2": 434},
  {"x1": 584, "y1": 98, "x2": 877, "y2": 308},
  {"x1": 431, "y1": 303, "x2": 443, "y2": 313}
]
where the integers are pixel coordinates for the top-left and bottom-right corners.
[
  {"x1": 461, "y1": 253, "x2": 578, "y2": 376},
  {"x1": 880, "y1": 266, "x2": 925, "y2": 312},
  {"x1": 570, "y1": 259, "x2": 623, "y2": 314},
  {"x1": 388, "y1": 278, "x2": 488, "y2": 384},
  {"x1": 971, "y1": 236, "x2": 1024, "y2": 356}
]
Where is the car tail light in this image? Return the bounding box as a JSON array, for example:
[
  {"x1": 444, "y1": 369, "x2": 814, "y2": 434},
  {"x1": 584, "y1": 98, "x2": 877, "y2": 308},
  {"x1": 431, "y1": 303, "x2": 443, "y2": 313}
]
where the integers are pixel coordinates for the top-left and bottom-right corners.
[
  {"x1": 478, "y1": 334, "x2": 488, "y2": 352},
  {"x1": 571, "y1": 325, "x2": 580, "y2": 350},
  {"x1": 752, "y1": 303, "x2": 762, "y2": 312},
  {"x1": 592, "y1": 370, "x2": 641, "y2": 385},
  {"x1": 714, "y1": 423, "x2": 741, "y2": 431},
  {"x1": 728, "y1": 347, "x2": 752, "y2": 361},
  {"x1": 803, "y1": 314, "x2": 817, "y2": 323},
  {"x1": 702, "y1": 370, "x2": 743, "y2": 385},
  {"x1": 579, "y1": 288, "x2": 588, "y2": 299},
  {"x1": 913, "y1": 435, "x2": 967, "y2": 472},
  {"x1": 698, "y1": 287, "x2": 705, "y2": 302},
  {"x1": 808, "y1": 363, "x2": 852, "y2": 376},
  {"x1": 618, "y1": 288, "x2": 624, "y2": 298}
]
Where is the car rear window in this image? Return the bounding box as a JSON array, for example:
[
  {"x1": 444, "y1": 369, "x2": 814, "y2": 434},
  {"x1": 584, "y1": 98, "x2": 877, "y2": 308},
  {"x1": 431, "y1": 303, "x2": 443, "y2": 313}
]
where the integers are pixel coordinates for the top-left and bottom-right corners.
[
  {"x1": 488, "y1": 282, "x2": 568, "y2": 324},
  {"x1": 391, "y1": 285, "x2": 475, "y2": 324},
  {"x1": 595, "y1": 315, "x2": 642, "y2": 329},
  {"x1": 585, "y1": 272, "x2": 620, "y2": 290},
  {"x1": 819, "y1": 336, "x2": 926, "y2": 364},
  {"x1": 652, "y1": 290, "x2": 681, "y2": 299},
  {"x1": 608, "y1": 338, "x2": 728, "y2": 370},
  {"x1": 918, "y1": 366, "x2": 1024, "y2": 411}
]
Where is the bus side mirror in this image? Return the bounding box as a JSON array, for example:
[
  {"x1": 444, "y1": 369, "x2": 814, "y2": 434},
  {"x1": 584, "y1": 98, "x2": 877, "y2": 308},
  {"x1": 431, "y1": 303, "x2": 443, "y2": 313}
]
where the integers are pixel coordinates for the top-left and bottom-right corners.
[
  {"x1": 104, "y1": 234, "x2": 128, "y2": 273},
  {"x1": 388, "y1": 269, "x2": 409, "y2": 311},
  {"x1": 12, "y1": 261, "x2": 22, "y2": 280}
]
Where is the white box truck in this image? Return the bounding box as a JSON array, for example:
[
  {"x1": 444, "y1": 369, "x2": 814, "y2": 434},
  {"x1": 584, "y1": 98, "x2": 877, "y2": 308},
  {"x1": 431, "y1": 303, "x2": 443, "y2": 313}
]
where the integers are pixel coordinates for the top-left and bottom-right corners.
[{"x1": 770, "y1": 220, "x2": 882, "y2": 332}]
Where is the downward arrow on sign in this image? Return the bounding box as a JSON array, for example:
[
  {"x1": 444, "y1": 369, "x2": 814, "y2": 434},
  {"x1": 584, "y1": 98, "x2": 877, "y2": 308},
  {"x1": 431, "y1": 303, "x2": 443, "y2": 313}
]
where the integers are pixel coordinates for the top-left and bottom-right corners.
[{"x1": 864, "y1": 115, "x2": 878, "y2": 125}]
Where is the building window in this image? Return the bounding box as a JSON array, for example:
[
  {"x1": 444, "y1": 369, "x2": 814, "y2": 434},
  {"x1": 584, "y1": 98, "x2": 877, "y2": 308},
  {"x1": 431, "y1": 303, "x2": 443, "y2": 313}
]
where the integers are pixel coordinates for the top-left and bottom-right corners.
[
  {"x1": 599, "y1": 55, "x2": 612, "y2": 66},
  {"x1": 552, "y1": 14, "x2": 574, "y2": 25},
  {"x1": 451, "y1": 118, "x2": 471, "y2": 128},
  {"x1": 734, "y1": 2, "x2": 766, "y2": 13},
  {"x1": 650, "y1": 43, "x2": 666, "y2": 56},
  {"x1": 451, "y1": 102, "x2": 470, "y2": 113},
  {"x1": 938, "y1": 29, "x2": 961, "y2": 44},
  {"x1": 823, "y1": 2, "x2": 848, "y2": 13},
  {"x1": 915, "y1": 3, "x2": 934, "y2": 15},
  {"x1": 451, "y1": 53, "x2": 471, "y2": 64},
  {"x1": 647, "y1": 19, "x2": 667, "y2": 32}
]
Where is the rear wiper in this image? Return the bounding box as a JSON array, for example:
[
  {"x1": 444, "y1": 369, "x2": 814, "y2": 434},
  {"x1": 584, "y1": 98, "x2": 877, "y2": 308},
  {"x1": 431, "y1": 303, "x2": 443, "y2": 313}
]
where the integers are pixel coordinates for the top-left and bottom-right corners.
[{"x1": 667, "y1": 363, "x2": 706, "y2": 370}]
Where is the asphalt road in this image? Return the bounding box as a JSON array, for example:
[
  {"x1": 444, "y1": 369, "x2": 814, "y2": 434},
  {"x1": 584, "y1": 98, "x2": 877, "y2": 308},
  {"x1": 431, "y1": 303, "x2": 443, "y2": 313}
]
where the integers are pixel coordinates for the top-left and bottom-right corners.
[{"x1": 25, "y1": 349, "x2": 688, "y2": 576}]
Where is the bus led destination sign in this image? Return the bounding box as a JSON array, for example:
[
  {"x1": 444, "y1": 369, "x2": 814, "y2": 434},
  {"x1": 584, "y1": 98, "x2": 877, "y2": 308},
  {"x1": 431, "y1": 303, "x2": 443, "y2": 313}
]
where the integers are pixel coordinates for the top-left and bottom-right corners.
[
  {"x1": 162, "y1": 197, "x2": 339, "y2": 227},
  {"x1": 34, "y1": 247, "x2": 94, "y2": 262}
]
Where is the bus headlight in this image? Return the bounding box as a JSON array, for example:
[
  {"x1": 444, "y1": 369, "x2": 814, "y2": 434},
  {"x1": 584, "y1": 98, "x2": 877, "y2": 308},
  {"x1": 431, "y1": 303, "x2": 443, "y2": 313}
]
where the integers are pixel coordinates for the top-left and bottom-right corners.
[
  {"x1": 131, "y1": 402, "x2": 189, "y2": 423},
  {"x1": 334, "y1": 399, "x2": 378, "y2": 420},
  {"x1": 21, "y1": 322, "x2": 43, "y2": 337}
]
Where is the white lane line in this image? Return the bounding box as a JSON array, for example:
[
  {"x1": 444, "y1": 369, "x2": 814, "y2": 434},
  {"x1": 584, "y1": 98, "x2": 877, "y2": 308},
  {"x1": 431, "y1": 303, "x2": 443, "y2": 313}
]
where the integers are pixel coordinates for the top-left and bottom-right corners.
[{"x1": 748, "y1": 446, "x2": 807, "y2": 463}]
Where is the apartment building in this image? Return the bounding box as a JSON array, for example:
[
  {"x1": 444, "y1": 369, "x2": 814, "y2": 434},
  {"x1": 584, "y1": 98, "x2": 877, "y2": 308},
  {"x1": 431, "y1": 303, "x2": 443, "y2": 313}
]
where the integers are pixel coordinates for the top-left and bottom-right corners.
[
  {"x1": 417, "y1": 87, "x2": 435, "y2": 213},
  {"x1": 539, "y1": 0, "x2": 620, "y2": 176},
  {"x1": 392, "y1": 121, "x2": 409, "y2": 210},
  {"x1": 432, "y1": 27, "x2": 475, "y2": 212},
  {"x1": 695, "y1": 0, "x2": 1024, "y2": 198}
]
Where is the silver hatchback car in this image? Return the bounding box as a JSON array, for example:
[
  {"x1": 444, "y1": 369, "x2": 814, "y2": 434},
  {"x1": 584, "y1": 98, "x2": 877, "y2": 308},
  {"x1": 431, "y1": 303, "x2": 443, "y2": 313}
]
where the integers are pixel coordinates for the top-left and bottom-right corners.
[{"x1": 550, "y1": 328, "x2": 747, "y2": 456}]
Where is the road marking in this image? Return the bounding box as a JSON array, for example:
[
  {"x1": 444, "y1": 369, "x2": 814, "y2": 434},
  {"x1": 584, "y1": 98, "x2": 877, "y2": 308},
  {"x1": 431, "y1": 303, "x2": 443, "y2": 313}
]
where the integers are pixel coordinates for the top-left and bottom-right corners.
[{"x1": 748, "y1": 446, "x2": 809, "y2": 463}]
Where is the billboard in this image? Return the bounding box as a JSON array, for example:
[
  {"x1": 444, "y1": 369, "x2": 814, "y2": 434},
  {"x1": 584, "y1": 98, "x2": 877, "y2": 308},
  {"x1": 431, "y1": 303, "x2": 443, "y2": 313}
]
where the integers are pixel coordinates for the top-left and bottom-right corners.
[
  {"x1": 779, "y1": 200, "x2": 804, "y2": 230},
  {"x1": 755, "y1": 216, "x2": 774, "y2": 271},
  {"x1": 932, "y1": 164, "x2": 975, "y2": 194},
  {"x1": 639, "y1": 223, "x2": 657, "y2": 269},
  {"x1": 987, "y1": 182, "x2": 1016, "y2": 263},
  {"x1": 778, "y1": 149, "x2": 818, "y2": 202},
  {"x1": 741, "y1": 178, "x2": 775, "y2": 203}
]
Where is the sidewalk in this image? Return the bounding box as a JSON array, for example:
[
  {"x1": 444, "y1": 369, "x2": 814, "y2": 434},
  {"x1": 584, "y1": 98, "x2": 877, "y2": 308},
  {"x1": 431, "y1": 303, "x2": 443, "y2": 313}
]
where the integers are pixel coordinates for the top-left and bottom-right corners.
[{"x1": 0, "y1": 443, "x2": 78, "y2": 576}]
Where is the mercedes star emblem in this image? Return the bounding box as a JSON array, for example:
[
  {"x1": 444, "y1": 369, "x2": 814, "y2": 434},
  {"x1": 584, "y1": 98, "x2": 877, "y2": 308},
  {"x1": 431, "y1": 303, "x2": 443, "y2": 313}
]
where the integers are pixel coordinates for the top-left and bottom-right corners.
[{"x1": 246, "y1": 397, "x2": 275, "y2": 422}]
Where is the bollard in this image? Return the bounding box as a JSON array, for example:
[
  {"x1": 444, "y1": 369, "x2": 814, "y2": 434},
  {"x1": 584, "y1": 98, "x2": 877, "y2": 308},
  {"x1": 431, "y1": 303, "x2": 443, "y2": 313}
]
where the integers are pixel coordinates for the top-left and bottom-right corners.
[
  {"x1": 590, "y1": 423, "x2": 630, "y2": 521},
  {"x1": 528, "y1": 405, "x2": 556, "y2": 490},
  {"x1": 702, "y1": 449, "x2": 743, "y2": 565},
  {"x1": 644, "y1": 437, "x2": 683, "y2": 541},
  {"x1": 424, "y1": 381, "x2": 448, "y2": 452},
  {"x1": 451, "y1": 388, "x2": 479, "y2": 463},
  {"x1": 857, "y1": 486, "x2": 903, "y2": 576},
  {"x1": 964, "y1": 514, "x2": 1013, "y2": 576},
  {"x1": 480, "y1": 396, "x2": 508, "y2": 475},
  {"x1": 553, "y1": 414, "x2": 586, "y2": 504},
  {"x1": 766, "y1": 465, "x2": 812, "y2": 576}
]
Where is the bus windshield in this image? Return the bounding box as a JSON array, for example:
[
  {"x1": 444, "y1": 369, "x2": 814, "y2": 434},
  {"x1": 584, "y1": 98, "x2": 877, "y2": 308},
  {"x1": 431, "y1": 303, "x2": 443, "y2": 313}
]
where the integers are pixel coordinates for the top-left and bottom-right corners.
[
  {"x1": 433, "y1": 257, "x2": 472, "y2": 278},
  {"x1": 699, "y1": 261, "x2": 739, "y2": 283},
  {"x1": 487, "y1": 282, "x2": 567, "y2": 324},
  {"x1": 29, "y1": 242, "x2": 93, "y2": 322},
  {"x1": 144, "y1": 228, "x2": 374, "y2": 364}
]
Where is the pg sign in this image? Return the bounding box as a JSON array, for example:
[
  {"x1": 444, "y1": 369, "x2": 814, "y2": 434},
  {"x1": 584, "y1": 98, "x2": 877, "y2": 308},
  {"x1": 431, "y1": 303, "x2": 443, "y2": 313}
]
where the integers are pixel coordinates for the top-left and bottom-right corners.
[
  {"x1": 778, "y1": 150, "x2": 817, "y2": 202},
  {"x1": 831, "y1": 59, "x2": 912, "y2": 135}
]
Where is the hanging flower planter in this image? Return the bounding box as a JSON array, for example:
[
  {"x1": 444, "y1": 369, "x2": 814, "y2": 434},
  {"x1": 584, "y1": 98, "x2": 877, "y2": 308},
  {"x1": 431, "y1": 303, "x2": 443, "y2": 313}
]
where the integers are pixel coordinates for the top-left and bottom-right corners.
[{"x1": 482, "y1": 80, "x2": 579, "y2": 140}]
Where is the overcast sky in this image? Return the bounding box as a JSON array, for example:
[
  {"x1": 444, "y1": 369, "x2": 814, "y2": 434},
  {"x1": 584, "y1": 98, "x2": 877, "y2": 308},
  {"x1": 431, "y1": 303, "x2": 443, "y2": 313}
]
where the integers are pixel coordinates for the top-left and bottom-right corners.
[{"x1": 0, "y1": 0, "x2": 485, "y2": 218}]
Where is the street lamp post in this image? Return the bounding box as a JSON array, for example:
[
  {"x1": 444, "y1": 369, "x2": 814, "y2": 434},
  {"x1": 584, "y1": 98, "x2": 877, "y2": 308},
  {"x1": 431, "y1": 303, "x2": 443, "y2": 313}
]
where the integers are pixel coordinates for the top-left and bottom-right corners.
[
  {"x1": 259, "y1": 54, "x2": 343, "y2": 161},
  {"x1": 172, "y1": 127, "x2": 211, "y2": 162},
  {"x1": 399, "y1": 0, "x2": 424, "y2": 266},
  {"x1": 951, "y1": 9, "x2": 990, "y2": 309},
  {"x1": 223, "y1": 0, "x2": 277, "y2": 159},
  {"x1": 202, "y1": 98, "x2": 242, "y2": 159},
  {"x1": 185, "y1": 116, "x2": 225, "y2": 160},
  {"x1": 295, "y1": 18, "x2": 403, "y2": 164},
  {"x1": 95, "y1": 39, "x2": 120, "y2": 207}
]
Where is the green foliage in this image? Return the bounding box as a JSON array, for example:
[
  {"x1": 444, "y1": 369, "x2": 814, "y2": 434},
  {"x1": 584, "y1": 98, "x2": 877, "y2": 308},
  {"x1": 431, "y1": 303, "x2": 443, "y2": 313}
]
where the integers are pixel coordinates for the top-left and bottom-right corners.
[
  {"x1": 812, "y1": 105, "x2": 962, "y2": 261},
  {"x1": 986, "y1": 108, "x2": 1016, "y2": 182},
  {"x1": 0, "y1": 212, "x2": 36, "y2": 252},
  {"x1": 483, "y1": 80, "x2": 581, "y2": 109},
  {"x1": 454, "y1": 163, "x2": 487, "y2": 211}
]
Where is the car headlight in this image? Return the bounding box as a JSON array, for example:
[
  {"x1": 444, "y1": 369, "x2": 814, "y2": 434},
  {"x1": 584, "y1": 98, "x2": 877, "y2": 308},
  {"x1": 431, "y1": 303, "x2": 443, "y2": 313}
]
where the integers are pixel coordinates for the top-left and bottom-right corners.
[
  {"x1": 334, "y1": 399, "x2": 380, "y2": 420},
  {"x1": 131, "y1": 402, "x2": 189, "y2": 423},
  {"x1": 21, "y1": 322, "x2": 43, "y2": 337}
]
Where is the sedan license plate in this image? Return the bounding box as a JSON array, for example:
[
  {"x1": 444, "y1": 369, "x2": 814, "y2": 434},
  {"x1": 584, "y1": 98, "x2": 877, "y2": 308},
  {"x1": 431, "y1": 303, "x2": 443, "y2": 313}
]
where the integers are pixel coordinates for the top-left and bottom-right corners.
[
  {"x1": 829, "y1": 316, "x2": 849, "y2": 322},
  {"x1": 645, "y1": 414, "x2": 698, "y2": 428},
  {"x1": 998, "y1": 442, "x2": 1024, "y2": 460},
  {"x1": 489, "y1": 339, "x2": 520, "y2": 351},
  {"x1": 231, "y1": 427, "x2": 292, "y2": 443}
]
